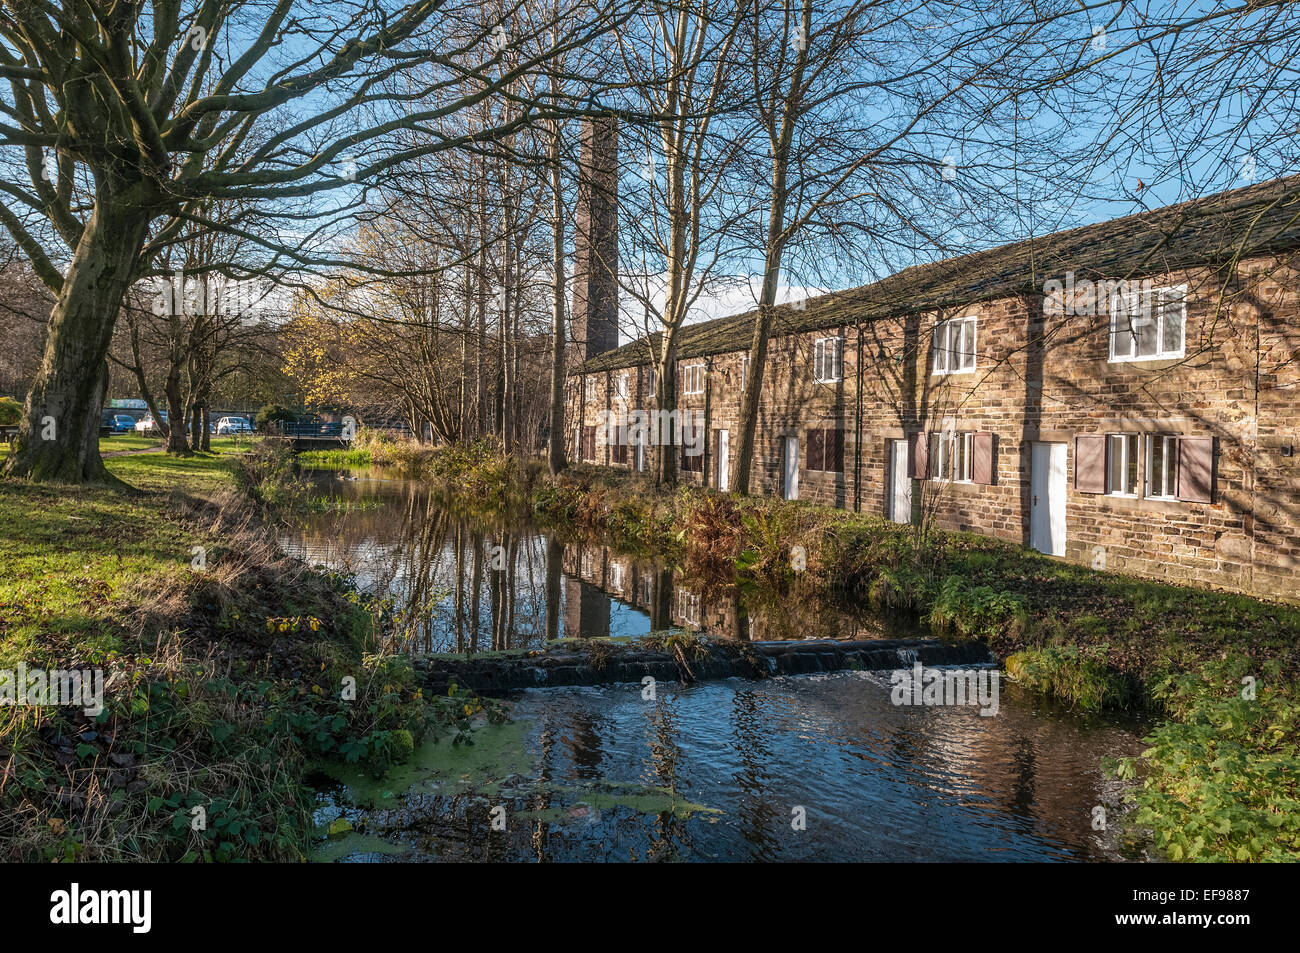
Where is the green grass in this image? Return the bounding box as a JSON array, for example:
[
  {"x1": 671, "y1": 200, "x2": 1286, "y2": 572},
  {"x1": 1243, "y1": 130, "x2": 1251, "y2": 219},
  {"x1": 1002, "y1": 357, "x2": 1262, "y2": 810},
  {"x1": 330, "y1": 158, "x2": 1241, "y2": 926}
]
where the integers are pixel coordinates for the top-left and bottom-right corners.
[
  {"x1": 0, "y1": 438, "x2": 503, "y2": 861},
  {"x1": 297, "y1": 447, "x2": 372, "y2": 467},
  {"x1": 0, "y1": 477, "x2": 201, "y2": 669},
  {"x1": 98, "y1": 433, "x2": 164, "y2": 452}
]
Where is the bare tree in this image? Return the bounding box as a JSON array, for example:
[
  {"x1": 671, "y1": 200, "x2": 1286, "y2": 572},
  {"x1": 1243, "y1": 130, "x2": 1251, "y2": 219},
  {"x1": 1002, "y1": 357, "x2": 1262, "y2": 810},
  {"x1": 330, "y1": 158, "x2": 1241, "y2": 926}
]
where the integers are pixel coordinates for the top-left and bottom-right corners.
[{"x1": 0, "y1": 0, "x2": 631, "y2": 481}]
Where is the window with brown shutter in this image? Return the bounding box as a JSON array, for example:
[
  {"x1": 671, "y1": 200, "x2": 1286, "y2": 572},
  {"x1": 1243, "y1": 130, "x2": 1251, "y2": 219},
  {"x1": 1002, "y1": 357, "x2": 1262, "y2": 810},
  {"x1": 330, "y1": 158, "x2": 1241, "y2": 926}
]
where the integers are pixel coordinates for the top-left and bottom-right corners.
[
  {"x1": 1074, "y1": 434, "x2": 1106, "y2": 493},
  {"x1": 807, "y1": 429, "x2": 825, "y2": 471},
  {"x1": 583, "y1": 425, "x2": 596, "y2": 462},
  {"x1": 805, "y1": 429, "x2": 843, "y2": 473},
  {"x1": 972, "y1": 432, "x2": 995, "y2": 484},
  {"x1": 1177, "y1": 436, "x2": 1214, "y2": 503},
  {"x1": 907, "y1": 431, "x2": 929, "y2": 479}
]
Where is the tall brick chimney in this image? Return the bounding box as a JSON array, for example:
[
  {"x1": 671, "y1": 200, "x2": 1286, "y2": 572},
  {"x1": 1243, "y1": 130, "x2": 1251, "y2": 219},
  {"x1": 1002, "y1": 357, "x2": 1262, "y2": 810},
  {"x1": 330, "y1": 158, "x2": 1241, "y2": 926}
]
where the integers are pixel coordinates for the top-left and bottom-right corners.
[{"x1": 571, "y1": 117, "x2": 619, "y2": 361}]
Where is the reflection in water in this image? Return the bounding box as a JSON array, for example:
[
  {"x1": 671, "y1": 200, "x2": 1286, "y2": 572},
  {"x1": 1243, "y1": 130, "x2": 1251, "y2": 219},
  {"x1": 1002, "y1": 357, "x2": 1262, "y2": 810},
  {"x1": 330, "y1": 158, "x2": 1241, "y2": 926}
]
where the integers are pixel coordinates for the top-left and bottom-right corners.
[
  {"x1": 293, "y1": 467, "x2": 1146, "y2": 863},
  {"x1": 313, "y1": 673, "x2": 1145, "y2": 862},
  {"x1": 281, "y1": 468, "x2": 915, "y2": 653}
]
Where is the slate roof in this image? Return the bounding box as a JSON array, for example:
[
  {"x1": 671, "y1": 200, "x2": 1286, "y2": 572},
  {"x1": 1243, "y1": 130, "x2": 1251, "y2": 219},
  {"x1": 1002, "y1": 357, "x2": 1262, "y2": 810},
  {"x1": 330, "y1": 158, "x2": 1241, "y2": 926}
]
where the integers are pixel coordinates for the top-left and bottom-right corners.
[{"x1": 577, "y1": 174, "x2": 1300, "y2": 374}]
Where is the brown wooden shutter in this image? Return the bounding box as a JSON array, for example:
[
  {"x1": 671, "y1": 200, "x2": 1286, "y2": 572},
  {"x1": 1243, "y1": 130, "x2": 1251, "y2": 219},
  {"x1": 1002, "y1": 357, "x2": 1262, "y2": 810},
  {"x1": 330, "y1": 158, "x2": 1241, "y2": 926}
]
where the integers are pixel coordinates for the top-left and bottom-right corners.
[
  {"x1": 907, "y1": 431, "x2": 929, "y2": 479},
  {"x1": 832, "y1": 430, "x2": 845, "y2": 473},
  {"x1": 972, "y1": 432, "x2": 995, "y2": 485},
  {"x1": 1177, "y1": 436, "x2": 1215, "y2": 503},
  {"x1": 807, "y1": 429, "x2": 825, "y2": 471},
  {"x1": 1074, "y1": 434, "x2": 1106, "y2": 493}
]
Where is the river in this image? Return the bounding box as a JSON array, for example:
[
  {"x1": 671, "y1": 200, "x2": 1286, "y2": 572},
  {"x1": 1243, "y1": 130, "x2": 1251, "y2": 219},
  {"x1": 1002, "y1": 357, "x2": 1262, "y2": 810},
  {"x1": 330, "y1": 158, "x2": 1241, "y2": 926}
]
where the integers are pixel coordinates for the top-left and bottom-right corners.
[{"x1": 283, "y1": 467, "x2": 1147, "y2": 862}]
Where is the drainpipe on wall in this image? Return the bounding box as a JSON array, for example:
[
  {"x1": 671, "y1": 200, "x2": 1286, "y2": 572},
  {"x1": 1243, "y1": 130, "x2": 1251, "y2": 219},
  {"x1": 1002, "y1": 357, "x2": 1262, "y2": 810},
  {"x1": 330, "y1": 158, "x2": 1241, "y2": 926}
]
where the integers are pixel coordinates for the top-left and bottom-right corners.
[
  {"x1": 704, "y1": 356, "x2": 713, "y2": 487},
  {"x1": 854, "y1": 322, "x2": 864, "y2": 512}
]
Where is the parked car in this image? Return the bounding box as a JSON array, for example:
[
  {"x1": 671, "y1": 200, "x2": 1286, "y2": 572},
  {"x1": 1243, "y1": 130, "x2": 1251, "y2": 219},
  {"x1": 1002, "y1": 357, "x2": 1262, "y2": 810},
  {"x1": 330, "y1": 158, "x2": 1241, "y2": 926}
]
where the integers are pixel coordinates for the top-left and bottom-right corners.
[
  {"x1": 109, "y1": 414, "x2": 135, "y2": 434},
  {"x1": 135, "y1": 412, "x2": 181, "y2": 434},
  {"x1": 216, "y1": 416, "x2": 253, "y2": 435}
]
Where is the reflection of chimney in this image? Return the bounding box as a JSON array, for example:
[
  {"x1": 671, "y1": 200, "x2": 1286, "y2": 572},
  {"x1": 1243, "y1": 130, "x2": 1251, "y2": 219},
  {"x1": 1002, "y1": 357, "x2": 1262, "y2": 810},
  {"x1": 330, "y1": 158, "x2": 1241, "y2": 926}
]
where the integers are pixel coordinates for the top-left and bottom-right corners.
[{"x1": 572, "y1": 117, "x2": 619, "y2": 361}]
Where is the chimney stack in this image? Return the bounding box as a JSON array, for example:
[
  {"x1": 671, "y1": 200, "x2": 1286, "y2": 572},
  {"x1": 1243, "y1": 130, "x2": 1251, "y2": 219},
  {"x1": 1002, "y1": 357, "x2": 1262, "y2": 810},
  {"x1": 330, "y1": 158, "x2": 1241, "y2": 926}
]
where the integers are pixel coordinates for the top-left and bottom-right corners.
[{"x1": 572, "y1": 117, "x2": 619, "y2": 361}]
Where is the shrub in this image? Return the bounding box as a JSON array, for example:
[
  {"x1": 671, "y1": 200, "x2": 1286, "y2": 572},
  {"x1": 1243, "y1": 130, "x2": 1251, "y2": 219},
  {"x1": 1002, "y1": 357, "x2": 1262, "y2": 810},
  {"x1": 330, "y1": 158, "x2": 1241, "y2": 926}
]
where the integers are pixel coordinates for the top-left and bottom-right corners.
[
  {"x1": 867, "y1": 566, "x2": 931, "y2": 613},
  {"x1": 255, "y1": 403, "x2": 297, "y2": 430},
  {"x1": 1004, "y1": 645, "x2": 1133, "y2": 710},
  {"x1": 927, "y1": 575, "x2": 1029, "y2": 640},
  {"x1": 0, "y1": 395, "x2": 21, "y2": 426},
  {"x1": 1116, "y1": 658, "x2": 1300, "y2": 861}
]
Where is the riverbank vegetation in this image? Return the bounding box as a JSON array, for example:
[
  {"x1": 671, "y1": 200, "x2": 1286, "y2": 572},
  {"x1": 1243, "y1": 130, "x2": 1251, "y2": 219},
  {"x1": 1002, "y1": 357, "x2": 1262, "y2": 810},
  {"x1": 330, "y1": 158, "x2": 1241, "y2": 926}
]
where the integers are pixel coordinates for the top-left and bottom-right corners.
[{"x1": 0, "y1": 444, "x2": 497, "y2": 861}]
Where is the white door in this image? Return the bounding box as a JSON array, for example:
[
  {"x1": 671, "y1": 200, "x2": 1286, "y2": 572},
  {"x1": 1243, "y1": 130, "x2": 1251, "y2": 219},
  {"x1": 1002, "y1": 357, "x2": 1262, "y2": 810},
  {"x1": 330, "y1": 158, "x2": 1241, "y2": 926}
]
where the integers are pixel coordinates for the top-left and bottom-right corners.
[
  {"x1": 890, "y1": 438, "x2": 911, "y2": 523},
  {"x1": 634, "y1": 439, "x2": 644, "y2": 472},
  {"x1": 1030, "y1": 441, "x2": 1067, "y2": 556},
  {"x1": 782, "y1": 436, "x2": 799, "y2": 500},
  {"x1": 717, "y1": 430, "x2": 730, "y2": 491}
]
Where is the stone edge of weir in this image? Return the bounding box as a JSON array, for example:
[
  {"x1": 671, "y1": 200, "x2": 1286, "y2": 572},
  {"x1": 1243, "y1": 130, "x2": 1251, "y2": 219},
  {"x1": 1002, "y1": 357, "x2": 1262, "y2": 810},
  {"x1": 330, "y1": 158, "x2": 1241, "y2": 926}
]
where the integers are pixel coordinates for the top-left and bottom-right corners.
[{"x1": 413, "y1": 637, "x2": 995, "y2": 696}]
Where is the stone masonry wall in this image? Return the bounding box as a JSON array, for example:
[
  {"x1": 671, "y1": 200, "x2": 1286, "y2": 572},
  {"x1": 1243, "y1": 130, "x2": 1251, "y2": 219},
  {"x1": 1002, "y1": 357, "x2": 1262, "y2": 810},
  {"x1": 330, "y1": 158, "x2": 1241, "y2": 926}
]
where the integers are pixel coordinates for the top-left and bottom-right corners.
[{"x1": 571, "y1": 256, "x2": 1300, "y2": 603}]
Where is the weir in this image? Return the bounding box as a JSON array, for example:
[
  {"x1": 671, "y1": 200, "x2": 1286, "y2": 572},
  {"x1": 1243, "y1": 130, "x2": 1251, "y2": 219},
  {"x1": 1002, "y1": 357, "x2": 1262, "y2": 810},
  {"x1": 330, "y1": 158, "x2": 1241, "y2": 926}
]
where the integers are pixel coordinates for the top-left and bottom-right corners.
[{"x1": 413, "y1": 636, "x2": 994, "y2": 696}]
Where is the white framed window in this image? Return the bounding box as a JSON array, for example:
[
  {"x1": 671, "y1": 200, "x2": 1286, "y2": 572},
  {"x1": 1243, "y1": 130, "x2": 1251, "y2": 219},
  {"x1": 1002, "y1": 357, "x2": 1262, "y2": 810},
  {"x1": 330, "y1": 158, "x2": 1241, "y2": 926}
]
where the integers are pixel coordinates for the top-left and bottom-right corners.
[
  {"x1": 1146, "y1": 434, "x2": 1179, "y2": 499},
  {"x1": 1109, "y1": 285, "x2": 1186, "y2": 361},
  {"x1": 682, "y1": 364, "x2": 705, "y2": 395},
  {"x1": 740, "y1": 355, "x2": 750, "y2": 395},
  {"x1": 676, "y1": 588, "x2": 700, "y2": 626},
  {"x1": 933, "y1": 317, "x2": 977, "y2": 375},
  {"x1": 927, "y1": 431, "x2": 972, "y2": 481},
  {"x1": 928, "y1": 432, "x2": 948, "y2": 481},
  {"x1": 609, "y1": 562, "x2": 625, "y2": 590},
  {"x1": 1106, "y1": 433, "x2": 1139, "y2": 496},
  {"x1": 953, "y1": 432, "x2": 974, "y2": 482},
  {"x1": 615, "y1": 371, "x2": 629, "y2": 400},
  {"x1": 813, "y1": 337, "x2": 844, "y2": 383}
]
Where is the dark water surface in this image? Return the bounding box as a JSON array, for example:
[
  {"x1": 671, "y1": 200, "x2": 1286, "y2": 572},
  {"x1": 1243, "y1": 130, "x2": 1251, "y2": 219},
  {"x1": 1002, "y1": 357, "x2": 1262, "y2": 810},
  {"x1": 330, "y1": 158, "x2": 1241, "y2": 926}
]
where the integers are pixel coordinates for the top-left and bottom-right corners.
[{"x1": 286, "y1": 467, "x2": 1146, "y2": 862}]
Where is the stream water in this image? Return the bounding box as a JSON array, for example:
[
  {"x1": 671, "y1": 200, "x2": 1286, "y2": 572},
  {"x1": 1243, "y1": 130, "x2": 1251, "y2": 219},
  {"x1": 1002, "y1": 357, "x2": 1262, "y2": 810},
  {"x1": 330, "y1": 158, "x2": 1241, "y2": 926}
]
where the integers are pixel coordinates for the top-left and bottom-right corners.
[{"x1": 284, "y1": 467, "x2": 1147, "y2": 862}]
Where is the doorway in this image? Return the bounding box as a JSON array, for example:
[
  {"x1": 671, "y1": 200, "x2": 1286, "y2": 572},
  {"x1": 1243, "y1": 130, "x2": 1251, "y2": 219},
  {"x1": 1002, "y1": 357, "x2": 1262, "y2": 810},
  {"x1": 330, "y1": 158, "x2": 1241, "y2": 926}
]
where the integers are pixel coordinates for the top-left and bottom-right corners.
[
  {"x1": 717, "y1": 429, "x2": 730, "y2": 491},
  {"x1": 782, "y1": 436, "x2": 799, "y2": 501},
  {"x1": 889, "y1": 438, "x2": 911, "y2": 523},
  {"x1": 1030, "y1": 441, "x2": 1067, "y2": 556}
]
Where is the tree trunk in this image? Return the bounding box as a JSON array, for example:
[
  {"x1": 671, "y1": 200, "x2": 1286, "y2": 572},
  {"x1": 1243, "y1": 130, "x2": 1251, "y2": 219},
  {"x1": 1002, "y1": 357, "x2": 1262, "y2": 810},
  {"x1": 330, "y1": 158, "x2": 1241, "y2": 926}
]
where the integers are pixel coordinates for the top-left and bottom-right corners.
[
  {"x1": 4, "y1": 198, "x2": 149, "y2": 482},
  {"x1": 734, "y1": 136, "x2": 793, "y2": 495},
  {"x1": 164, "y1": 361, "x2": 189, "y2": 454},
  {"x1": 732, "y1": 248, "x2": 784, "y2": 496},
  {"x1": 548, "y1": 123, "x2": 568, "y2": 476},
  {"x1": 654, "y1": 330, "x2": 681, "y2": 486}
]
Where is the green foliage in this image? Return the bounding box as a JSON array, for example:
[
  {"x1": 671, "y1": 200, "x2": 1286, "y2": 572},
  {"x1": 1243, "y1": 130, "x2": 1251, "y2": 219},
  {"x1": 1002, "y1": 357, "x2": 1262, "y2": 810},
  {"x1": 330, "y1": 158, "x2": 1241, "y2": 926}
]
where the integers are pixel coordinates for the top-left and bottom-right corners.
[
  {"x1": 255, "y1": 403, "x2": 297, "y2": 430},
  {"x1": 927, "y1": 575, "x2": 1029, "y2": 640},
  {"x1": 867, "y1": 566, "x2": 932, "y2": 613},
  {"x1": 1004, "y1": 646, "x2": 1134, "y2": 711},
  {"x1": 1116, "y1": 659, "x2": 1300, "y2": 862},
  {"x1": 0, "y1": 395, "x2": 21, "y2": 426}
]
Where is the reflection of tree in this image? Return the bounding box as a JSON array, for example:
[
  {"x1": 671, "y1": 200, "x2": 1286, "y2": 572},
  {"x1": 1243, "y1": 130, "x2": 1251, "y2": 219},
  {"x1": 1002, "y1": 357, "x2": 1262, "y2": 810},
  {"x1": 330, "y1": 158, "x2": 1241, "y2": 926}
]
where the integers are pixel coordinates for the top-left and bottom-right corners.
[
  {"x1": 643, "y1": 695, "x2": 693, "y2": 860},
  {"x1": 546, "y1": 538, "x2": 563, "y2": 642},
  {"x1": 730, "y1": 688, "x2": 780, "y2": 859}
]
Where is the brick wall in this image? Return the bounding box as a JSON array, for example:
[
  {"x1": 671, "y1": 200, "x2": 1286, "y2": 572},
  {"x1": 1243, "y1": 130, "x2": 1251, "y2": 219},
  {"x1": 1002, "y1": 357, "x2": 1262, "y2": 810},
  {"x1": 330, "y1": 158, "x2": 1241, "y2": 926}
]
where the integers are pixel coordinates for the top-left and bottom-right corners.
[{"x1": 571, "y1": 256, "x2": 1300, "y2": 603}]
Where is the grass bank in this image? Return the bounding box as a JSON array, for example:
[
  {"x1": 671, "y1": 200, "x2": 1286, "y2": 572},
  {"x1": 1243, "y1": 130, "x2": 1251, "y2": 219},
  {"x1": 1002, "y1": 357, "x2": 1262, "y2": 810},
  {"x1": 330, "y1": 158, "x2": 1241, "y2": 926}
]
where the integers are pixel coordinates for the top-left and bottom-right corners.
[
  {"x1": 400, "y1": 439, "x2": 1300, "y2": 862},
  {"x1": 0, "y1": 440, "x2": 498, "y2": 861}
]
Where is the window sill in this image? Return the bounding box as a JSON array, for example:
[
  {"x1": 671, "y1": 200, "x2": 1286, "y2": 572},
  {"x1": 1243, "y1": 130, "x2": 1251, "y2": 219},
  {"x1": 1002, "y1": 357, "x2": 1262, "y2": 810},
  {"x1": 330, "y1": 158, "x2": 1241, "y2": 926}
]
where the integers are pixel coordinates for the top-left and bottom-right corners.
[
  {"x1": 931, "y1": 367, "x2": 977, "y2": 377},
  {"x1": 1106, "y1": 353, "x2": 1185, "y2": 365},
  {"x1": 1105, "y1": 491, "x2": 1139, "y2": 499}
]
